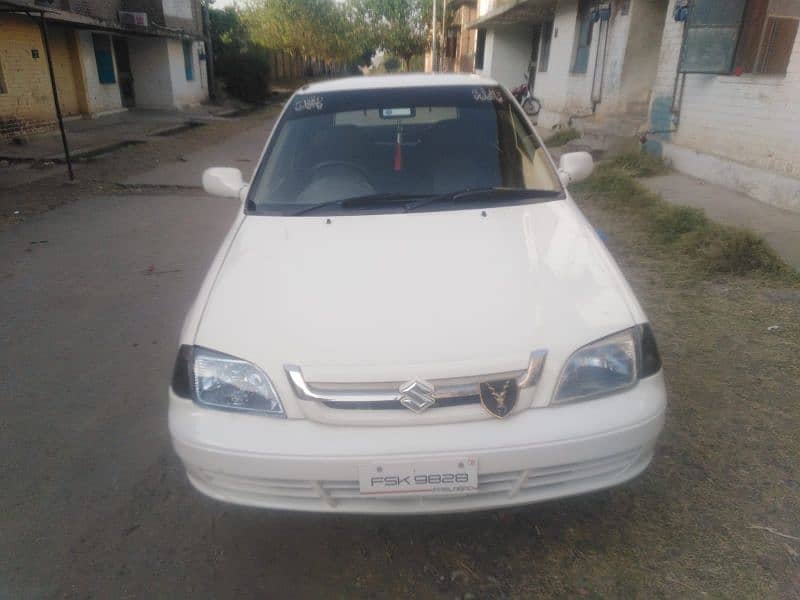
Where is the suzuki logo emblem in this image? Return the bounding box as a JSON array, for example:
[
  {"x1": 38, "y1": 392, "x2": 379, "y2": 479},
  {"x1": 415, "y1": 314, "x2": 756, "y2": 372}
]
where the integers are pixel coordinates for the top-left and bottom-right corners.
[{"x1": 398, "y1": 379, "x2": 436, "y2": 413}]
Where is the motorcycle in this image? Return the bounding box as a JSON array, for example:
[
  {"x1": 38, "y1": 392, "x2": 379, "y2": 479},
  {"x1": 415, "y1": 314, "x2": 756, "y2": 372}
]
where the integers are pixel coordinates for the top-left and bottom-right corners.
[{"x1": 511, "y1": 72, "x2": 542, "y2": 117}]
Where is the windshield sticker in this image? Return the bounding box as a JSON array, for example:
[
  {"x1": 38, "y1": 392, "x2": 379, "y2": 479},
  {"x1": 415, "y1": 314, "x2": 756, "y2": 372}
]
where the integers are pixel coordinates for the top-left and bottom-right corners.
[
  {"x1": 294, "y1": 95, "x2": 324, "y2": 113},
  {"x1": 472, "y1": 88, "x2": 504, "y2": 103}
]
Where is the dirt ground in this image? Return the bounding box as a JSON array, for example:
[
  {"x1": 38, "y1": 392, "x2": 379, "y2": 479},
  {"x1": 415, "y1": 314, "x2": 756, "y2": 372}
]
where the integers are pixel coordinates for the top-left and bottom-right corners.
[
  {"x1": 344, "y1": 196, "x2": 800, "y2": 599},
  {"x1": 0, "y1": 105, "x2": 282, "y2": 227}
]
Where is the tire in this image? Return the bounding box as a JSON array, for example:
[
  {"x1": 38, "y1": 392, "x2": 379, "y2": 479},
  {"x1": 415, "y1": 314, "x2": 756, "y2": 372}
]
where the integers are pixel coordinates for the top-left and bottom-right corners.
[{"x1": 523, "y1": 97, "x2": 541, "y2": 116}]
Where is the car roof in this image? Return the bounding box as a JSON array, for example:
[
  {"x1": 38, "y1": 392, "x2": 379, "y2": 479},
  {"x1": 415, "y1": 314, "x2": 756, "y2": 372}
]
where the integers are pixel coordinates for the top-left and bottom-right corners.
[{"x1": 298, "y1": 73, "x2": 500, "y2": 94}]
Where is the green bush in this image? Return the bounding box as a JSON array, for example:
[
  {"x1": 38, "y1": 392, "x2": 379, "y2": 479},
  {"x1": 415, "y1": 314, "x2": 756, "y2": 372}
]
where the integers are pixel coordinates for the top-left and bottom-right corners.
[
  {"x1": 652, "y1": 204, "x2": 708, "y2": 242},
  {"x1": 707, "y1": 228, "x2": 788, "y2": 275},
  {"x1": 217, "y1": 48, "x2": 271, "y2": 104},
  {"x1": 383, "y1": 56, "x2": 401, "y2": 72},
  {"x1": 573, "y1": 169, "x2": 658, "y2": 210},
  {"x1": 210, "y1": 7, "x2": 270, "y2": 104}
]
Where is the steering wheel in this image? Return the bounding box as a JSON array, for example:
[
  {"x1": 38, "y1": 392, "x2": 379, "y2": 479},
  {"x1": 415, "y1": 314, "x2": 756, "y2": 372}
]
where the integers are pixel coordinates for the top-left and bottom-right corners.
[{"x1": 311, "y1": 160, "x2": 370, "y2": 181}]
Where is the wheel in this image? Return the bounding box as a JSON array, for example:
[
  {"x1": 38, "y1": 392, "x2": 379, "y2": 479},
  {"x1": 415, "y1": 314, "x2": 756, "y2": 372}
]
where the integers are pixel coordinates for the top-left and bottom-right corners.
[{"x1": 523, "y1": 97, "x2": 541, "y2": 116}]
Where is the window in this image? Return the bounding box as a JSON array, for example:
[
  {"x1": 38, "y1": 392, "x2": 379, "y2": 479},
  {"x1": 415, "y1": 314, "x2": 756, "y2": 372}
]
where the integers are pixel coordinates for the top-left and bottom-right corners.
[
  {"x1": 0, "y1": 56, "x2": 7, "y2": 94},
  {"x1": 539, "y1": 20, "x2": 553, "y2": 72},
  {"x1": 571, "y1": 0, "x2": 594, "y2": 74},
  {"x1": 247, "y1": 86, "x2": 561, "y2": 215},
  {"x1": 735, "y1": 0, "x2": 799, "y2": 75},
  {"x1": 475, "y1": 29, "x2": 487, "y2": 70},
  {"x1": 680, "y1": 0, "x2": 799, "y2": 75},
  {"x1": 183, "y1": 40, "x2": 194, "y2": 81},
  {"x1": 92, "y1": 34, "x2": 116, "y2": 84}
]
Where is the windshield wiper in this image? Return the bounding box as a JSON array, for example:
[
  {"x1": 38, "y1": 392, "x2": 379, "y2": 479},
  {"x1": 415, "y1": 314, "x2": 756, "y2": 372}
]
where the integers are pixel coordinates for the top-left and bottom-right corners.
[
  {"x1": 290, "y1": 193, "x2": 433, "y2": 216},
  {"x1": 404, "y1": 187, "x2": 562, "y2": 212}
]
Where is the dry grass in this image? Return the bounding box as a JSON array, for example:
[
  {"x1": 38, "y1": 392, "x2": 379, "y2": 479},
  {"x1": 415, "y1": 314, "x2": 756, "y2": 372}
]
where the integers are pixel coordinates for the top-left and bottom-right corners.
[
  {"x1": 608, "y1": 151, "x2": 671, "y2": 177},
  {"x1": 546, "y1": 127, "x2": 582, "y2": 147},
  {"x1": 360, "y1": 242, "x2": 800, "y2": 598},
  {"x1": 572, "y1": 168, "x2": 798, "y2": 281},
  {"x1": 340, "y1": 169, "x2": 800, "y2": 600}
]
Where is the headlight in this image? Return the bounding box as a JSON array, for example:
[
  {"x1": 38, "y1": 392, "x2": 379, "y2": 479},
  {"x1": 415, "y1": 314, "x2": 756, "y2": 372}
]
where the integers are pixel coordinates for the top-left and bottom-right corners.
[
  {"x1": 553, "y1": 325, "x2": 661, "y2": 405},
  {"x1": 171, "y1": 345, "x2": 285, "y2": 416}
]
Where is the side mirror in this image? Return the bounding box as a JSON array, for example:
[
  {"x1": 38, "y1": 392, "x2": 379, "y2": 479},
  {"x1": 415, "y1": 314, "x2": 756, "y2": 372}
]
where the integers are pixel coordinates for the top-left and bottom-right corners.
[
  {"x1": 558, "y1": 151, "x2": 594, "y2": 185},
  {"x1": 202, "y1": 167, "x2": 244, "y2": 198}
]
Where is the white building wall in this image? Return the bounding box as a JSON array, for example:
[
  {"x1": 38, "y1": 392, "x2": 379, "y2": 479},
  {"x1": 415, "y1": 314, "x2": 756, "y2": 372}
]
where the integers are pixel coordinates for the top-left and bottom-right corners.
[
  {"x1": 474, "y1": 0, "x2": 665, "y2": 131},
  {"x1": 618, "y1": 0, "x2": 669, "y2": 114},
  {"x1": 163, "y1": 0, "x2": 193, "y2": 20},
  {"x1": 562, "y1": 0, "x2": 597, "y2": 114},
  {"x1": 649, "y1": 8, "x2": 800, "y2": 211},
  {"x1": 479, "y1": 25, "x2": 533, "y2": 89},
  {"x1": 539, "y1": 1, "x2": 639, "y2": 127},
  {"x1": 75, "y1": 31, "x2": 123, "y2": 116},
  {"x1": 594, "y1": 7, "x2": 633, "y2": 111},
  {"x1": 167, "y1": 39, "x2": 207, "y2": 107},
  {"x1": 477, "y1": 0, "x2": 494, "y2": 17},
  {"x1": 127, "y1": 37, "x2": 174, "y2": 109},
  {"x1": 532, "y1": 2, "x2": 580, "y2": 128}
]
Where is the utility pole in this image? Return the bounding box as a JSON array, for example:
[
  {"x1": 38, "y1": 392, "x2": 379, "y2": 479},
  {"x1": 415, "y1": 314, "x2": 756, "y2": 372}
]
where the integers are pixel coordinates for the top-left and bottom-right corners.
[
  {"x1": 443, "y1": 0, "x2": 448, "y2": 71},
  {"x1": 202, "y1": 1, "x2": 216, "y2": 102},
  {"x1": 38, "y1": 13, "x2": 73, "y2": 180},
  {"x1": 431, "y1": 0, "x2": 437, "y2": 72}
]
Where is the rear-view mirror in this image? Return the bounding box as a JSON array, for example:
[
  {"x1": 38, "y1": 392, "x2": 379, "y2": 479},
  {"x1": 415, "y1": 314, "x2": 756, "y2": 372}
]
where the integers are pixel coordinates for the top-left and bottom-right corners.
[
  {"x1": 558, "y1": 152, "x2": 594, "y2": 185},
  {"x1": 202, "y1": 167, "x2": 244, "y2": 198}
]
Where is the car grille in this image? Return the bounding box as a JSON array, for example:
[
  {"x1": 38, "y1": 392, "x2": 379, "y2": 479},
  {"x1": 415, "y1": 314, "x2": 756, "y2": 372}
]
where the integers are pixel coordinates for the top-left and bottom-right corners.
[
  {"x1": 284, "y1": 351, "x2": 547, "y2": 412},
  {"x1": 189, "y1": 447, "x2": 647, "y2": 512},
  {"x1": 322, "y1": 393, "x2": 481, "y2": 410}
]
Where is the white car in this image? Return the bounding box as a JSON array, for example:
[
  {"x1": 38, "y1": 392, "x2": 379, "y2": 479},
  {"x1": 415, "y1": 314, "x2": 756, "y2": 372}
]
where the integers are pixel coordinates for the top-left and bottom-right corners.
[{"x1": 170, "y1": 74, "x2": 666, "y2": 514}]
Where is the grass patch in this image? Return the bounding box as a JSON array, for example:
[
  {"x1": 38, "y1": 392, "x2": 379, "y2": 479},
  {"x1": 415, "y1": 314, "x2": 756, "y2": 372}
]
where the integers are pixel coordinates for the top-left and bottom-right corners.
[
  {"x1": 608, "y1": 151, "x2": 670, "y2": 177},
  {"x1": 546, "y1": 127, "x2": 581, "y2": 147},
  {"x1": 572, "y1": 167, "x2": 797, "y2": 280}
]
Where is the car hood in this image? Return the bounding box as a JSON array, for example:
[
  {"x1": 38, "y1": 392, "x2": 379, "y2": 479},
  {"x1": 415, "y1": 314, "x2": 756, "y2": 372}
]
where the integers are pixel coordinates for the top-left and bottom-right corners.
[{"x1": 195, "y1": 201, "x2": 640, "y2": 383}]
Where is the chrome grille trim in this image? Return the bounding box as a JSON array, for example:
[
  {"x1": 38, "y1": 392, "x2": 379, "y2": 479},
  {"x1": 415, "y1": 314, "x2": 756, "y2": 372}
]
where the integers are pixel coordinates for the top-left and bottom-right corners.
[{"x1": 284, "y1": 350, "x2": 546, "y2": 409}]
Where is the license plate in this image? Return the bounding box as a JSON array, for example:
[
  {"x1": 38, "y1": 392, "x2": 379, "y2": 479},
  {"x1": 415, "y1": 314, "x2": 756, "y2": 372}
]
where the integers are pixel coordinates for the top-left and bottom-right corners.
[{"x1": 358, "y1": 457, "x2": 478, "y2": 496}]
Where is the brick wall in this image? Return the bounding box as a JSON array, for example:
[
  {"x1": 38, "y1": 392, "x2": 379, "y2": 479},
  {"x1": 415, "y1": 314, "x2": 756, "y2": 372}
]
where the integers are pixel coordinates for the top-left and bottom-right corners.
[
  {"x1": 0, "y1": 16, "x2": 82, "y2": 140},
  {"x1": 650, "y1": 10, "x2": 800, "y2": 181}
]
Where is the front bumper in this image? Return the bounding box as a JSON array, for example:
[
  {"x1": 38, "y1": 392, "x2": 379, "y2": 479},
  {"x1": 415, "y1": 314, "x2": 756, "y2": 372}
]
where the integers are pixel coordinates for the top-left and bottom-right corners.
[{"x1": 169, "y1": 373, "x2": 666, "y2": 514}]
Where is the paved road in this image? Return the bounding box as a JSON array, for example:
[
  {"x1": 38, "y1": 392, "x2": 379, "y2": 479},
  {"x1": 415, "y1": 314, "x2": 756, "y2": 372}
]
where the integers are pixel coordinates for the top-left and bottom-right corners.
[
  {"x1": 0, "y1": 124, "x2": 470, "y2": 598},
  {"x1": 1, "y1": 188, "x2": 525, "y2": 599},
  {"x1": 122, "y1": 116, "x2": 277, "y2": 188},
  {"x1": 4, "y1": 114, "x2": 798, "y2": 598},
  {"x1": 0, "y1": 189, "x2": 415, "y2": 598}
]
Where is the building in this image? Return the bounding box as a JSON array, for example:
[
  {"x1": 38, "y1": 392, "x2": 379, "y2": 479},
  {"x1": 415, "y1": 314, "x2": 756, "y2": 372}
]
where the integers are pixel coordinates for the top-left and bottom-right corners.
[
  {"x1": 0, "y1": 0, "x2": 209, "y2": 140},
  {"x1": 436, "y1": 0, "x2": 480, "y2": 73},
  {"x1": 437, "y1": 0, "x2": 798, "y2": 212},
  {"x1": 646, "y1": 0, "x2": 800, "y2": 212},
  {"x1": 468, "y1": 0, "x2": 670, "y2": 134}
]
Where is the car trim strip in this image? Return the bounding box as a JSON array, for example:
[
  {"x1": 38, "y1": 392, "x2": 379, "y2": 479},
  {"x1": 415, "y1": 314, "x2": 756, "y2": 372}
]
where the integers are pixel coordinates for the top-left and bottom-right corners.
[{"x1": 284, "y1": 350, "x2": 546, "y2": 408}]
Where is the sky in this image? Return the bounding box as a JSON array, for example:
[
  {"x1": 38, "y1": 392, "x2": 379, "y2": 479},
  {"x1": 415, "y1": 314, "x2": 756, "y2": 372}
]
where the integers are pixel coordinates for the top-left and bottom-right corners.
[{"x1": 211, "y1": 0, "x2": 237, "y2": 7}]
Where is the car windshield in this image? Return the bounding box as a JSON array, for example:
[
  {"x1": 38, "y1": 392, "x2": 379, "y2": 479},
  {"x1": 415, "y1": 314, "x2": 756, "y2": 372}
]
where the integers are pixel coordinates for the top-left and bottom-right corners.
[{"x1": 247, "y1": 85, "x2": 562, "y2": 215}]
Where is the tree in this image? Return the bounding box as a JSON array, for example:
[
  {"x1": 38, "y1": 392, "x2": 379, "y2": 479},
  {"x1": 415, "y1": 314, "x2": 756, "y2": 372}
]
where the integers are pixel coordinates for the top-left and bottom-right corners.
[
  {"x1": 209, "y1": 6, "x2": 249, "y2": 61},
  {"x1": 209, "y1": 6, "x2": 272, "y2": 103},
  {"x1": 240, "y1": 0, "x2": 364, "y2": 63},
  {"x1": 348, "y1": 0, "x2": 430, "y2": 71},
  {"x1": 383, "y1": 55, "x2": 401, "y2": 72}
]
